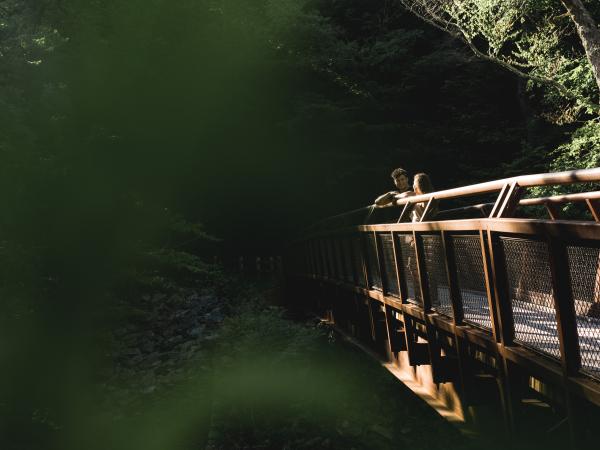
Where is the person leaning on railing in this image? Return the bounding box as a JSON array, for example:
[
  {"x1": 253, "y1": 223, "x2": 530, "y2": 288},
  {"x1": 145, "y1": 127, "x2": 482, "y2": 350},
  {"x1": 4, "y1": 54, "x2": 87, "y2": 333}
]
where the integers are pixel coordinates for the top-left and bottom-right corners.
[
  {"x1": 374, "y1": 167, "x2": 415, "y2": 207},
  {"x1": 409, "y1": 173, "x2": 438, "y2": 222}
]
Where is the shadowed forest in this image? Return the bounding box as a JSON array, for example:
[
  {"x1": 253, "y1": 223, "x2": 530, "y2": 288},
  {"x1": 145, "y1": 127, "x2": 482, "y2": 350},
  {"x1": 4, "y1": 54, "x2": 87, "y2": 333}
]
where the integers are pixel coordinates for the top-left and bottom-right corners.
[{"x1": 2, "y1": 0, "x2": 600, "y2": 449}]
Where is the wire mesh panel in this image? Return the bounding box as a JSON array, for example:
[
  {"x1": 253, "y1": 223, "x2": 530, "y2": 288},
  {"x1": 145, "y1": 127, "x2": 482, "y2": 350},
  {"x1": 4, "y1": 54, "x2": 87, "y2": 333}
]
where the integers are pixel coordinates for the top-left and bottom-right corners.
[
  {"x1": 303, "y1": 242, "x2": 311, "y2": 275},
  {"x1": 340, "y1": 236, "x2": 354, "y2": 283},
  {"x1": 311, "y1": 239, "x2": 322, "y2": 277},
  {"x1": 501, "y1": 237, "x2": 560, "y2": 359},
  {"x1": 378, "y1": 233, "x2": 400, "y2": 297},
  {"x1": 326, "y1": 238, "x2": 339, "y2": 280},
  {"x1": 333, "y1": 237, "x2": 345, "y2": 281},
  {"x1": 452, "y1": 235, "x2": 492, "y2": 330},
  {"x1": 322, "y1": 238, "x2": 332, "y2": 279},
  {"x1": 396, "y1": 233, "x2": 422, "y2": 305},
  {"x1": 319, "y1": 239, "x2": 328, "y2": 278},
  {"x1": 351, "y1": 234, "x2": 366, "y2": 287},
  {"x1": 365, "y1": 233, "x2": 382, "y2": 290},
  {"x1": 567, "y1": 245, "x2": 600, "y2": 377},
  {"x1": 305, "y1": 241, "x2": 313, "y2": 275},
  {"x1": 421, "y1": 234, "x2": 453, "y2": 317}
]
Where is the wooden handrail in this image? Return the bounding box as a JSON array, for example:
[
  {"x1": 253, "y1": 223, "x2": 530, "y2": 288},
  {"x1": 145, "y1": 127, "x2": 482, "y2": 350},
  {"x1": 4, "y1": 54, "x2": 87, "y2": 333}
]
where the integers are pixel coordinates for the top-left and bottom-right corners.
[
  {"x1": 390, "y1": 167, "x2": 600, "y2": 207},
  {"x1": 519, "y1": 190, "x2": 600, "y2": 205}
]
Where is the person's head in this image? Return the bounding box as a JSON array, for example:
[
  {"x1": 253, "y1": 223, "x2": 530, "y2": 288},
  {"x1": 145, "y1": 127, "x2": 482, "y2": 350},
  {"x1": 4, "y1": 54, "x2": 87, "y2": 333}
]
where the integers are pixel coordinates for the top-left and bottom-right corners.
[
  {"x1": 413, "y1": 173, "x2": 434, "y2": 195},
  {"x1": 390, "y1": 167, "x2": 409, "y2": 191}
]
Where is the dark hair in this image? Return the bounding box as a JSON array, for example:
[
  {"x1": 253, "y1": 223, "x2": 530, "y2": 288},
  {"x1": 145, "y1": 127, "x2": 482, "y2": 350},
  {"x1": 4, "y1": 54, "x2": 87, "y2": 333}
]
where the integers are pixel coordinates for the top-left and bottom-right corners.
[
  {"x1": 413, "y1": 173, "x2": 434, "y2": 194},
  {"x1": 390, "y1": 167, "x2": 408, "y2": 179}
]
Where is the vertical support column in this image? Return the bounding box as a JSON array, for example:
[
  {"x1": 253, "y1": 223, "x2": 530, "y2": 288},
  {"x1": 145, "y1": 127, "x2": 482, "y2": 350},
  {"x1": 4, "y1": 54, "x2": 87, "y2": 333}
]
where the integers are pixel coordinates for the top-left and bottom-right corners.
[
  {"x1": 387, "y1": 231, "x2": 405, "y2": 361},
  {"x1": 486, "y1": 230, "x2": 515, "y2": 346},
  {"x1": 441, "y1": 231, "x2": 463, "y2": 325},
  {"x1": 413, "y1": 231, "x2": 431, "y2": 311},
  {"x1": 486, "y1": 229, "x2": 519, "y2": 436},
  {"x1": 372, "y1": 231, "x2": 384, "y2": 292},
  {"x1": 359, "y1": 231, "x2": 376, "y2": 342},
  {"x1": 480, "y1": 229, "x2": 501, "y2": 343},
  {"x1": 441, "y1": 231, "x2": 469, "y2": 408},
  {"x1": 329, "y1": 237, "x2": 338, "y2": 281},
  {"x1": 413, "y1": 230, "x2": 445, "y2": 381},
  {"x1": 347, "y1": 234, "x2": 360, "y2": 336},
  {"x1": 547, "y1": 237, "x2": 581, "y2": 375},
  {"x1": 324, "y1": 237, "x2": 335, "y2": 321},
  {"x1": 391, "y1": 232, "x2": 406, "y2": 302},
  {"x1": 374, "y1": 231, "x2": 395, "y2": 360},
  {"x1": 547, "y1": 237, "x2": 582, "y2": 446}
]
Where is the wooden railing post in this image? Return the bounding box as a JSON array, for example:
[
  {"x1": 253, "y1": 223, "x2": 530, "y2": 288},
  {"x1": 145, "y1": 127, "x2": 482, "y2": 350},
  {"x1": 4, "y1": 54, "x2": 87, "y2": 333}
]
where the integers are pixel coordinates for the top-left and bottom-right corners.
[
  {"x1": 373, "y1": 231, "x2": 395, "y2": 359},
  {"x1": 486, "y1": 230, "x2": 515, "y2": 346},
  {"x1": 486, "y1": 229, "x2": 519, "y2": 436},
  {"x1": 441, "y1": 231, "x2": 463, "y2": 325},
  {"x1": 372, "y1": 231, "x2": 384, "y2": 292},
  {"x1": 359, "y1": 231, "x2": 376, "y2": 341},
  {"x1": 547, "y1": 237, "x2": 581, "y2": 376},
  {"x1": 393, "y1": 233, "x2": 410, "y2": 304},
  {"x1": 413, "y1": 231, "x2": 448, "y2": 380},
  {"x1": 479, "y1": 230, "x2": 502, "y2": 343},
  {"x1": 547, "y1": 237, "x2": 582, "y2": 447},
  {"x1": 413, "y1": 231, "x2": 431, "y2": 312}
]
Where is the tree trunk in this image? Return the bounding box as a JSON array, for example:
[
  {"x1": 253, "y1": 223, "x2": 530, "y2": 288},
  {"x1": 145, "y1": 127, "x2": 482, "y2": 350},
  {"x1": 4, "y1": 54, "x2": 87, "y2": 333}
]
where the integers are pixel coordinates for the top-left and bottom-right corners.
[{"x1": 561, "y1": 0, "x2": 600, "y2": 97}]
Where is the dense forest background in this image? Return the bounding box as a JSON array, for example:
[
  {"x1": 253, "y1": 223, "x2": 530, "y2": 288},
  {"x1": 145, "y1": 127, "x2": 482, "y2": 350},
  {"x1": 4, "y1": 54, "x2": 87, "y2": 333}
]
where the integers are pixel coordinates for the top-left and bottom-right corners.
[
  {"x1": 4, "y1": 0, "x2": 598, "y2": 257},
  {"x1": 1, "y1": 1, "x2": 600, "y2": 447}
]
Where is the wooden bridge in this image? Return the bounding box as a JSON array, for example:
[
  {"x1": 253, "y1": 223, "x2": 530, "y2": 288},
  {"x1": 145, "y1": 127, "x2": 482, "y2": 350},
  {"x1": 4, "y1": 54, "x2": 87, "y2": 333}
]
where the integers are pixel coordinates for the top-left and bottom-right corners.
[{"x1": 285, "y1": 168, "x2": 600, "y2": 447}]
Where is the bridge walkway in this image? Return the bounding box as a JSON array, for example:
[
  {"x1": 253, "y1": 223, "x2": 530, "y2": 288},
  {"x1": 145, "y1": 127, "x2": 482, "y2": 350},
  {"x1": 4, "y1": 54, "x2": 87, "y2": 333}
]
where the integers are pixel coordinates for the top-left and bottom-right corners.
[{"x1": 286, "y1": 168, "x2": 600, "y2": 449}]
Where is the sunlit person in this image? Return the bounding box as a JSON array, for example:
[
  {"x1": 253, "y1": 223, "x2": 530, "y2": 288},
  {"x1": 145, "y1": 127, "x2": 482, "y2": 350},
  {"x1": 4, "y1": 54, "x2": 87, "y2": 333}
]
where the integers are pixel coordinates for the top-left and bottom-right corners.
[
  {"x1": 374, "y1": 167, "x2": 414, "y2": 207},
  {"x1": 411, "y1": 172, "x2": 437, "y2": 222}
]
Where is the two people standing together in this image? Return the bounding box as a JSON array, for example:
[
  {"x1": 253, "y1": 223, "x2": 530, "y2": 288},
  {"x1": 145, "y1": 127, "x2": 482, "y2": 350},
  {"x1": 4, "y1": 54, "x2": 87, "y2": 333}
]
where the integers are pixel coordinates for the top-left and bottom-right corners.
[{"x1": 374, "y1": 168, "x2": 436, "y2": 222}]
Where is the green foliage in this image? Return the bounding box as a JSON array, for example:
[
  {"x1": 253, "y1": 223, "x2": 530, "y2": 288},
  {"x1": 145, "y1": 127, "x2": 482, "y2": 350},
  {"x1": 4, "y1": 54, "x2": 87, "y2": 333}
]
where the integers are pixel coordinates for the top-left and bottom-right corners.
[
  {"x1": 210, "y1": 305, "x2": 474, "y2": 450},
  {"x1": 401, "y1": 0, "x2": 600, "y2": 122},
  {"x1": 523, "y1": 120, "x2": 600, "y2": 217},
  {"x1": 549, "y1": 120, "x2": 600, "y2": 171}
]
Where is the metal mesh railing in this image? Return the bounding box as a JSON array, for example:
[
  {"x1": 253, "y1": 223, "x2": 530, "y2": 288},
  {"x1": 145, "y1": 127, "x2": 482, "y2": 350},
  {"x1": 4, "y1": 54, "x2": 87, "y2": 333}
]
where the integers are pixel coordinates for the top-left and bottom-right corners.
[
  {"x1": 396, "y1": 233, "x2": 422, "y2": 305},
  {"x1": 341, "y1": 236, "x2": 355, "y2": 283},
  {"x1": 365, "y1": 233, "x2": 382, "y2": 289},
  {"x1": 305, "y1": 242, "x2": 313, "y2": 275},
  {"x1": 421, "y1": 234, "x2": 453, "y2": 317},
  {"x1": 335, "y1": 236, "x2": 348, "y2": 281},
  {"x1": 379, "y1": 233, "x2": 400, "y2": 297},
  {"x1": 325, "y1": 238, "x2": 335, "y2": 279},
  {"x1": 324, "y1": 238, "x2": 335, "y2": 279},
  {"x1": 351, "y1": 234, "x2": 366, "y2": 287},
  {"x1": 333, "y1": 237, "x2": 345, "y2": 281},
  {"x1": 567, "y1": 245, "x2": 600, "y2": 376},
  {"x1": 452, "y1": 235, "x2": 492, "y2": 330},
  {"x1": 318, "y1": 239, "x2": 328, "y2": 278},
  {"x1": 311, "y1": 239, "x2": 323, "y2": 277},
  {"x1": 501, "y1": 237, "x2": 560, "y2": 359}
]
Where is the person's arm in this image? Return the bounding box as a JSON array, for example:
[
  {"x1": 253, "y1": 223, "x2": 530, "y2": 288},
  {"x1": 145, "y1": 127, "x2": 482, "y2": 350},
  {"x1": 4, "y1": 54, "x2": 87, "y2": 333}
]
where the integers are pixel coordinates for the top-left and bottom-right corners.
[
  {"x1": 393, "y1": 190, "x2": 416, "y2": 201},
  {"x1": 374, "y1": 191, "x2": 398, "y2": 207}
]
